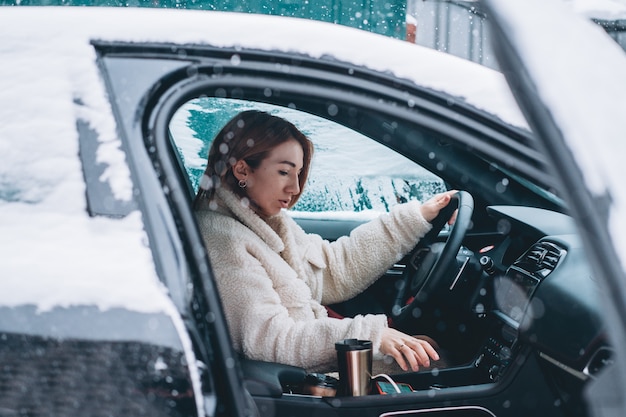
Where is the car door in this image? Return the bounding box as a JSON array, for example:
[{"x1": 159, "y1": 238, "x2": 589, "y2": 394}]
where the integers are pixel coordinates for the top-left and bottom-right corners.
[{"x1": 483, "y1": 0, "x2": 626, "y2": 416}]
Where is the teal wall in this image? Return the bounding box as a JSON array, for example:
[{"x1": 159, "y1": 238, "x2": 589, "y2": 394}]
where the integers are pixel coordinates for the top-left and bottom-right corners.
[
  {"x1": 2, "y1": 0, "x2": 407, "y2": 39},
  {"x1": 197, "y1": 0, "x2": 406, "y2": 39}
]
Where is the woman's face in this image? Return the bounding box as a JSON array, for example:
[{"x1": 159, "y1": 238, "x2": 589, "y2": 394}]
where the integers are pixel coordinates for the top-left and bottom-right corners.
[{"x1": 239, "y1": 139, "x2": 304, "y2": 217}]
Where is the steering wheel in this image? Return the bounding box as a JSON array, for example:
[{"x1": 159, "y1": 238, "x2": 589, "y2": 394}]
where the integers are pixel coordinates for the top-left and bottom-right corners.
[{"x1": 391, "y1": 191, "x2": 474, "y2": 324}]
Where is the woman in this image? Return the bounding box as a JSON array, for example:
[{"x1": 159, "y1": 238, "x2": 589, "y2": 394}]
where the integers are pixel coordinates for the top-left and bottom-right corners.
[{"x1": 194, "y1": 110, "x2": 455, "y2": 374}]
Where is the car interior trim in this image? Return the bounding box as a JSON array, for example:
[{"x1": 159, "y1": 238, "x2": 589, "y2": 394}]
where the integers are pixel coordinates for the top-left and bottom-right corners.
[
  {"x1": 449, "y1": 256, "x2": 471, "y2": 291},
  {"x1": 379, "y1": 405, "x2": 497, "y2": 417},
  {"x1": 539, "y1": 351, "x2": 589, "y2": 381}
]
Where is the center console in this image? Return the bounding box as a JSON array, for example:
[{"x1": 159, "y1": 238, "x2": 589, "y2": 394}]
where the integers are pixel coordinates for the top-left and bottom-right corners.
[{"x1": 400, "y1": 241, "x2": 566, "y2": 391}]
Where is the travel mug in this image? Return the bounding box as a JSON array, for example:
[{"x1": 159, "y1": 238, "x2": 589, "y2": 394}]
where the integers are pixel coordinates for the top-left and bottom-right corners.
[{"x1": 335, "y1": 339, "x2": 373, "y2": 396}]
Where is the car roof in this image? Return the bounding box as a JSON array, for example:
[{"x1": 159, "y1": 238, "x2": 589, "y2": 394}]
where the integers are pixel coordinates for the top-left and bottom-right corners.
[{"x1": 0, "y1": 6, "x2": 528, "y2": 128}]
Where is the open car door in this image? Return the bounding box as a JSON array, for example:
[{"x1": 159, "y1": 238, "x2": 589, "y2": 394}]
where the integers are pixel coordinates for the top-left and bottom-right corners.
[{"x1": 483, "y1": 0, "x2": 626, "y2": 416}]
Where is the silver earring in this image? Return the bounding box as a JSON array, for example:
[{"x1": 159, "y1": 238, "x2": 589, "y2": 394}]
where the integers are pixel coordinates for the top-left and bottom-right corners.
[{"x1": 238, "y1": 179, "x2": 247, "y2": 189}]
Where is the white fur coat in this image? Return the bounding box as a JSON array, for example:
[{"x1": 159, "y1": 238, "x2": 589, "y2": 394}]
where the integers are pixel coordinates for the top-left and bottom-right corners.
[{"x1": 195, "y1": 187, "x2": 432, "y2": 372}]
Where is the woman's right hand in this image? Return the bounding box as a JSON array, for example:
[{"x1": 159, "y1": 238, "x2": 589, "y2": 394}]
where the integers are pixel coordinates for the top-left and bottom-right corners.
[
  {"x1": 420, "y1": 190, "x2": 458, "y2": 224},
  {"x1": 379, "y1": 328, "x2": 440, "y2": 372}
]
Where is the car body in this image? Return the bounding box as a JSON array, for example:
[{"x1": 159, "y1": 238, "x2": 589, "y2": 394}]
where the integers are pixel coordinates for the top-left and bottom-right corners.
[{"x1": 1, "y1": 1, "x2": 625, "y2": 416}]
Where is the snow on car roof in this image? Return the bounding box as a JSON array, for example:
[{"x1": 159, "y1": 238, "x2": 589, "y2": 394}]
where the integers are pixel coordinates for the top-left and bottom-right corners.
[
  {"x1": 0, "y1": 7, "x2": 525, "y2": 314},
  {"x1": 1, "y1": 6, "x2": 528, "y2": 127}
]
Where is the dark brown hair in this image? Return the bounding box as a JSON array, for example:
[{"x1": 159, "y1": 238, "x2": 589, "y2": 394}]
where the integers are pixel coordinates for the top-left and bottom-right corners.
[{"x1": 194, "y1": 110, "x2": 314, "y2": 209}]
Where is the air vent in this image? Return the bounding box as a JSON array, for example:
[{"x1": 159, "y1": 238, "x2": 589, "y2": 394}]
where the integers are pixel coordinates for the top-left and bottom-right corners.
[{"x1": 518, "y1": 241, "x2": 566, "y2": 277}]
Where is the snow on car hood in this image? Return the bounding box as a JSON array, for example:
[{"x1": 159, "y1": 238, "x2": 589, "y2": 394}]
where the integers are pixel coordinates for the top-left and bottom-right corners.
[{"x1": 0, "y1": 6, "x2": 524, "y2": 313}]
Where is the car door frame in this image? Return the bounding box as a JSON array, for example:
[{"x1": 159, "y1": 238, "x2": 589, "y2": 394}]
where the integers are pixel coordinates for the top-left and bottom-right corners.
[{"x1": 97, "y1": 39, "x2": 571, "y2": 417}]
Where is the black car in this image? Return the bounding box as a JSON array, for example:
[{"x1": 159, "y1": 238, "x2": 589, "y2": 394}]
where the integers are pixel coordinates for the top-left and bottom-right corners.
[{"x1": 1, "y1": 1, "x2": 625, "y2": 416}]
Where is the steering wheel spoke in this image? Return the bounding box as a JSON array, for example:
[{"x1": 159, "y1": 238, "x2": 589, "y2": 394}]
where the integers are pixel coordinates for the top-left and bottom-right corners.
[{"x1": 391, "y1": 191, "x2": 474, "y2": 323}]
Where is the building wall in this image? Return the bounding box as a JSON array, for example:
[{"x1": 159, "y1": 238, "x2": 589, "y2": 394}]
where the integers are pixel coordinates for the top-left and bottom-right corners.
[
  {"x1": 407, "y1": 0, "x2": 498, "y2": 69},
  {"x1": 407, "y1": 0, "x2": 626, "y2": 70}
]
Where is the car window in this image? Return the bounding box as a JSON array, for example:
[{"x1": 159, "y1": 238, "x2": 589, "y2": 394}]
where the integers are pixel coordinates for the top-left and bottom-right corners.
[{"x1": 170, "y1": 97, "x2": 447, "y2": 219}]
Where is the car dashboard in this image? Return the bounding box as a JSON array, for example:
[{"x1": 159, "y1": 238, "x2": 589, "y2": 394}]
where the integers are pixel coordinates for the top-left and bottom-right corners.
[
  {"x1": 401, "y1": 205, "x2": 612, "y2": 413},
  {"x1": 376, "y1": 205, "x2": 612, "y2": 415},
  {"x1": 482, "y1": 205, "x2": 609, "y2": 379}
]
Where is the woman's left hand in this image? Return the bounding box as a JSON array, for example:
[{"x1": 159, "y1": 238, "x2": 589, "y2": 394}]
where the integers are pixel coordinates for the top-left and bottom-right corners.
[{"x1": 420, "y1": 190, "x2": 458, "y2": 224}]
